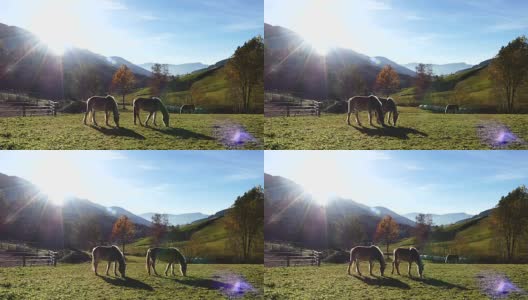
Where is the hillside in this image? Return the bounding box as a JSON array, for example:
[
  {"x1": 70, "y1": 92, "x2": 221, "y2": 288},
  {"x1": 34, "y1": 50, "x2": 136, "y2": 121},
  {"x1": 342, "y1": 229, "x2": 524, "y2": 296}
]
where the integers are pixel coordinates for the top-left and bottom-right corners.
[
  {"x1": 264, "y1": 23, "x2": 414, "y2": 100},
  {"x1": 264, "y1": 173, "x2": 414, "y2": 250},
  {"x1": 403, "y1": 62, "x2": 473, "y2": 76}
]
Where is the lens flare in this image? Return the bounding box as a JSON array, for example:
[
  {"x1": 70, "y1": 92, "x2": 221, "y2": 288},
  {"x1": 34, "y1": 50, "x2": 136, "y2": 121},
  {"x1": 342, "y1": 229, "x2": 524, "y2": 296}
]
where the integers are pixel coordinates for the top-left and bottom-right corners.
[
  {"x1": 477, "y1": 271, "x2": 524, "y2": 298},
  {"x1": 476, "y1": 121, "x2": 524, "y2": 148},
  {"x1": 214, "y1": 273, "x2": 257, "y2": 298},
  {"x1": 214, "y1": 122, "x2": 258, "y2": 148}
]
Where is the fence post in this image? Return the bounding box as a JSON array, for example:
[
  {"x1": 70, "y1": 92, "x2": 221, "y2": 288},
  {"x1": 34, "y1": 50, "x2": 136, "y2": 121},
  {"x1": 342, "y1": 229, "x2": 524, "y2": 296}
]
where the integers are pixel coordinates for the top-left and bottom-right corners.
[
  {"x1": 22, "y1": 103, "x2": 26, "y2": 117},
  {"x1": 286, "y1": 105, "x2": 290, "y2": 117},
  {"x1": 286, "y1": 256, "x2": 290, "y2": 267},
  {"x1": 22, "y1": 255, "x2": 26, "y2": 267}
]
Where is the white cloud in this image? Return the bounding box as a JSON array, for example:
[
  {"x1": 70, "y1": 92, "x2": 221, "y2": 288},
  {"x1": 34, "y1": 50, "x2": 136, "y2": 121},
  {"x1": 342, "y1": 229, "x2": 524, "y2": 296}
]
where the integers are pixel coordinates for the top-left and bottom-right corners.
[
  {"x1": 223, "y1": 22, "x2": 262, "y2": 32},
  {"x1": 139, "y1": 14, "x2": 161, "y2": 21},
  {"x1": 366, "y1": 0, "x2": 391, "y2": 11},
  {"x1": 406, "y1": 14, "x2": 424, "y2": 21},
  {"x1": 101, "y1": 0, "x2": 127, "y2": 11}
]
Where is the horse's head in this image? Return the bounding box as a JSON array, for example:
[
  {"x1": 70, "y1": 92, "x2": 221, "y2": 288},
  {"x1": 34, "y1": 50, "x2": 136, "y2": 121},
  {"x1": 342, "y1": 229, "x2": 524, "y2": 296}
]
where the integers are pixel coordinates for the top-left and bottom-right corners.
[
  {"x1": 119, "y1": 261, "x2": 126, "y2": 278},
  {"x1": 180, "y1": 261, "x2": 187, "y2": 276}
]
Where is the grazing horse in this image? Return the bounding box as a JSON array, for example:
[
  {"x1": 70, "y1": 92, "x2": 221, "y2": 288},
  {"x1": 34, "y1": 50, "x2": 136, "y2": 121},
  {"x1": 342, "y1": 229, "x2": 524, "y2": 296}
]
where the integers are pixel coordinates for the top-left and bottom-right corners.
[
  {"x1": 133, "y1": 97, "x2": 170, "y2": 127},
  {"x1": 378, "y1": 97, "x2": 399, "y2": 126},
  {"x1": 347, "y1": 245, "x2": 386, "y2": 276},
  {"x1": 92, "y1": 245, "x2": 126, "y2": 278},
  {"x1": 445, "y1": 104, "x2": 459, "y2": 114},
  {"x1": 146, "y1": 247, "x2": 187, "y2": 276},
  {"x1": 346, "y1": 95, "x2": 385, "y2": 127},
  {"x1": 180, "y1": 104, "x2": 195, "y2": 114},
  {"x1": 83, "y1": 95, "x2": 120, "y2": 127},
  {"x1": 445, "y1": 254, "x2": 459, "y2": 264},
  {"x1": 392, "y1": 247, "x2": 424, "y2": 278}
]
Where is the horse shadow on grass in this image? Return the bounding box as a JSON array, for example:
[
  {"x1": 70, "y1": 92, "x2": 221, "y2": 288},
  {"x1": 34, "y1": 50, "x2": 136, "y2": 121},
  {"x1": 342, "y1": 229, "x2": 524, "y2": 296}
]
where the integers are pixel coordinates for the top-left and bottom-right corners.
[
  {"x1": 409, "y1": 276, "x2": 468, "y2": 290},
  {"x1": 89, "y1": 125, "x2": 145, "y2": 140},
  {"x1": 351, "y1": 125, "x2": 428, "y2": 140},
  {"x1": 170, "y1": 276, "x2": 231, "y2": 290},
  {"x1": 149, "y1": 127, "x2": 214, "y2": 141},
  {"x1": 100, "y1": 276, "x2": 153, "y2": 291},
  {"x1": 351, "y1": 274, "x2": 410, "y2": 289}
]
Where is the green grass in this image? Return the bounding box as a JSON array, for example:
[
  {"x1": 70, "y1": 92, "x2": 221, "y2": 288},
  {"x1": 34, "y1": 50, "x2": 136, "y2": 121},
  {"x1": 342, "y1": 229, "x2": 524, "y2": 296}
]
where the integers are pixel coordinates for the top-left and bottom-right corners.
[
  {"x1": 264, "y1": 107, "x2": 528, "y2": 149},
  {"x1": 0, "y1": 111, "x2": 263, "y2": 150},
  {"x1": 264, "y1": 264, "x2": 528, "y2": 299},
  {"x1": 0, "y1": 257, "x2": 263, "y2": 299}
]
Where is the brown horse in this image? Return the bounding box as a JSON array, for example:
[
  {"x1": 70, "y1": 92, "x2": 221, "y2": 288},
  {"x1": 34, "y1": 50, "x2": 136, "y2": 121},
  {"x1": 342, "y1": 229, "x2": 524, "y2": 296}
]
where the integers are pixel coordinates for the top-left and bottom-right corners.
[
  {"x1": 180, "y1": 104, "x2": 195, "y2": 114},
  {"x1": 392, "y1": 247, "x2": 424, "y2": 278},
  {"x1": 346, "y1": 95, "x2": 385, "y2": 127},
  {"x1": 92, "y1": 245, "x2": 126, "y2": 277},
  {"x1": 347, "y1": 245, "x2": 386, "y2": 276},
  {"x1": 146, "y1": 247, "x2": 187, "y2": 276},
  {"x1": 133, "y1": 97, "x2": 170, "y2": 127},
  {"x1": 83, "y1": 95, "x2": 120, "y2": 127}
]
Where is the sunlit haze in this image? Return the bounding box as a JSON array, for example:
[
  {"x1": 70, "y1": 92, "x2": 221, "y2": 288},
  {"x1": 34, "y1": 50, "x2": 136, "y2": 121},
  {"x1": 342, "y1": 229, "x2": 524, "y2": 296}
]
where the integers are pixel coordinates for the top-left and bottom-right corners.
[
  {"x1": 0, "y1": 151, "x2": 263, "y2": 215},
  {"x1": 265, "y1": 0, "x2": 528, "y2": 64},
  {"x1": 1, "y1": 0, "x2": 263, "y2": 64},
  {"x1": 265, "y1": 150, "x2": 528, "y2": 215}
]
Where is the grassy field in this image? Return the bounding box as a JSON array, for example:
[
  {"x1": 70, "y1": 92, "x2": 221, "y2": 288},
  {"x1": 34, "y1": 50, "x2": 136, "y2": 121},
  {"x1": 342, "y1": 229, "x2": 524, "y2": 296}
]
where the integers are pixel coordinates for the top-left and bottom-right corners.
[
  {"x1": 0, "y1": 112, "x2": 263, "y2": 150},
  {"x1": 0, "y1": 256, "x2": 263, "y2": 300},
  {"x1": 265, "y1": 263, "x2": 528, "y2": 299},
  {"x1": 264, "y1": 107, "x2": 528, "y2": 149}
]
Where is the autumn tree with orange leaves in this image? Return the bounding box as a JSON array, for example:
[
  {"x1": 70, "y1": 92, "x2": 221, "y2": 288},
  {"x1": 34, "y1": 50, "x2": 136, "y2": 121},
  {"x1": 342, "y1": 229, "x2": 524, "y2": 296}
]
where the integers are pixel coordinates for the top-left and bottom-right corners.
[
  {"x1": 375, "y1": 65, "x2": 400, "y2": 96},
  {"x1": 111, "y1": 65, "x2": 136, "y2": 109},
  {"x1": 111, "y1": 215, "x2": 135, "y2": 254},
  {"x1": 375, "y1": 215, "x2": 400, "y2": 254}
]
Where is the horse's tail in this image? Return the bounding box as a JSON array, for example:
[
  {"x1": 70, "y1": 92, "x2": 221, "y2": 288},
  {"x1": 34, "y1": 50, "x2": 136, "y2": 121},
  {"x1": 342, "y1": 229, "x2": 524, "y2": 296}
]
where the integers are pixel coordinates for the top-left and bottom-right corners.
[
  {"x1": 91, "y1": 247, "x2": 97, "y2": 272},
  {"x1": 146, "y1": 248, "x2": 151, "y2": 272},
  {"x1": 347, "y1": 248, "x2": 355, "y2": 274}
]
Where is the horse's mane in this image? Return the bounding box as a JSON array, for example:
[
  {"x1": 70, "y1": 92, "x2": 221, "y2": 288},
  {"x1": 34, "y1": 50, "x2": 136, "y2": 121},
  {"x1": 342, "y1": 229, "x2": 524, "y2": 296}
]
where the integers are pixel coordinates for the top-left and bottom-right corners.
[
  {"x1": 173, "y1": 247, "x2": 187, "y2": 266},
  {"x1": 372, "y1": 245, "x2": 386, "y2": 265},
  {"x1": 153, "y1": 97, "x2": 169, "y2": 118},
  {"x1": 410, "y1": 247, "x2": 423, "y2": 266},
  {"x1": 112, "y1": 245, "x2": 126, "y2": 265}
]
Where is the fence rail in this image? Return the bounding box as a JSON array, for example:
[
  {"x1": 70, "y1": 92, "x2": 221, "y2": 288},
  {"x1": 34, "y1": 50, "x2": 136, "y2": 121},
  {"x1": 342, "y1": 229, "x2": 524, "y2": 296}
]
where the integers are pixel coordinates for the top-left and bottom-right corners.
[
  {"x1": 265, "y1": 93, "x2": 321, "y2": 117},
  {"x1": 0, "y1": 241, "x2": 57, "y2": 267},
  {"x1": 0, "y1": 91, "x2": 58, "y2": 117},
  {"x1": 265, "y1": 250, "x2": 322, "y2": 267}
]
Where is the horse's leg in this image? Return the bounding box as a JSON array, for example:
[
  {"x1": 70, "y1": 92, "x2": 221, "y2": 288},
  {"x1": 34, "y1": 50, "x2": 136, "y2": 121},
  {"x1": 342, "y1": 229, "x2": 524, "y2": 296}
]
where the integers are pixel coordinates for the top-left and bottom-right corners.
[
  {"x1": 83, "y1": 111, "x2": 88, "y2": 125},
  {"x1": 152, "y1": 260, "x2": 159, "y2": 275},
  {"x1": 153, "y1": 112, "x2": 158, "y2": 126},
  {"x1": 164, "y1": 263, "x2": 170, "y2": 276},
  {"x1": 347, "y1": 259, "x2": 353, "y2": 275},
  {"x1": 114, "y1": 261, "x2": 118, "y2": 276},
  {"x1": 368, "y1": 110, "x2": 374, "y2": 126},
  {"x1": 171, "y1": 263, "x2": 175, "y2": 276},
  {"x1": 396, "y1": 261, "x2": 401, "y2": 275},
  {"x1": 408, "y1": 262, "x2": 412, "y2": 277},
  {"x1": 356, "y1": 259, "x2": 361, "y2": 276},
  {"x1": 391, "y1": 260, "x2": 395, "y2": 274},
  {"x1": 355, "y1": 111, "x2": 361, "y2": 126},
  {"x1": 106, "y1": 261, "x2": 111, "y2": 276},
  {"x1": 346, "y1": 112, "x2": 351, "y2": 125},
  {"x1": 145, "y1": 112, "x2": 152, "y2": 126},
  {"x1": 369, "y1": 260, "x2": 373, "y2": 276},
  {"x1": 93, "y1": 258, "x2": 98, "y2": 275},
  {"x1": 92, "y1": 110, "x2": 98, "y2": 127},
  {"x1": 105, "y1": 110, "x2": 110, "y2": 126}
]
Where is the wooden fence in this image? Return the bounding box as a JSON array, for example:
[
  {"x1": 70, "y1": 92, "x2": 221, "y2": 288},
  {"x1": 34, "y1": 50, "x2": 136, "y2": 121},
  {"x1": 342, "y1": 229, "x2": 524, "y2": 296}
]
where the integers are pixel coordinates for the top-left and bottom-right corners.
[
  {"x1": 265, "y1": 93, "x2": 321, "y2": 117},
  {"x1": 0, "y1": 91, "x2": 58, "y2": 117},
  {"x1": 0, "y1": 241, "x2": 57, "y2": 267}
]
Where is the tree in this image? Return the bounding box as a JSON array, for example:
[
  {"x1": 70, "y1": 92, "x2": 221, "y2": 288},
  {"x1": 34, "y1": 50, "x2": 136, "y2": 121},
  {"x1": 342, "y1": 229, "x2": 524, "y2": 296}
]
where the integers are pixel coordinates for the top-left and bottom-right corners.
[
  {"x1": 490, "y1": 186, "x2": 528, "y2": 262},
  {"x1": 150, "y1": 63, "x2": 169, "y2": 96},
  {"x1": 335, "y1": 216, "x2": 366, "y2": 249},
  {"x1": 77, "y1": 215, "x2": 102, "y2": 250},
  {"x1": 414, "y1": 63, "x2": 433, "y2": 102},
  {"x1": 452, "y1": 84, "x2": 469, "y2": 106},
  {"x1": 488, "y1": 36, "x2": 528, "y2": 113},
  {"x1": 414, "y1": 213, "x2": 433, "y2": 250},
  {"x1": 375, "y1": 215, "x2": 400, "y2": 254},
  {"x1": 331, "y1": 66, "x2": 367, "y2": 100},
  {"x1": 375, "y1": 65, "x2": 400, "y2": 96},
  {"x1": 73, "y1": 65, "x2": 103, "y2": 100},
  {"x1": 225, "y1": 36, "x2": 264, "y2": 113},
  {"x1": 111, "y1": 65, "x2": 136, "y2": 109},
  {"x1": 151, "y1": 213, "x2": 169, "y2": 245},
  {"x1": 111, "y1": 215, "x2": 135, "y2": 254},
  {"x1": 224, "y1": 186, "x2": 264, "y2": 262}
]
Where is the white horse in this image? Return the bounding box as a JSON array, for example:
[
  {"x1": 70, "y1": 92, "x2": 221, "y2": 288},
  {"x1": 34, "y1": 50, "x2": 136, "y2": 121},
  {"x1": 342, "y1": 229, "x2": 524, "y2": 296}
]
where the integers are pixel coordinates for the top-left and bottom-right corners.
[
  {"x1": 392, "y1": 247, "x2": 424, "y2": 278},
  {"x1": 146, "y1": 247, "x2": 187, "y2": 276},
  {"x1": 83, "y1": 95, "x2": 120, "y2": 127},
  {"x1": 347, "y1": 245, "x2": 386, "y2": 276},
  {"x1": 92, "y1": 245, "x2": 126, "y2": 277}
]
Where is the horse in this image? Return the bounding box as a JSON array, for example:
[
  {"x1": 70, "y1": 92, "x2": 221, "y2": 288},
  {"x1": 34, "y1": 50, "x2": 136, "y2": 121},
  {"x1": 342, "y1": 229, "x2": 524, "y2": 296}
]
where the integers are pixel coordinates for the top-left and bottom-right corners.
[
  {"x1": 346, "y1": 95, "x2": 385, "y2": 127},
  {"x1": 378, "y1": 97, "x2": 399, "y2": 126},
  {"x1": 445, "y1": 104, "x2": 459, "y2": 114},
  {"x1": 92, "y1": 245, "x2": 126, "y2": 278},
  {"x1": 83, "y1": 95, "x2": 120, "y2": 127},
  {"x1": 133, "y1": 97, "x2": 170, "y2": 127},
  {"x1": 392, "y1": 247, "x2": 424, "y2": 278},
  {"x1": 180, "y1": 104, "x2": 195, "y2": 114},
  {"x1": 347, "y1": 245, "x2": 386, "y2": 276},
  {"x1": 146, "y1": 247, "x2": 187, "y2": 276},
  {"x1": 445, "y1": 254, "x2": 459, "y2": 263}
]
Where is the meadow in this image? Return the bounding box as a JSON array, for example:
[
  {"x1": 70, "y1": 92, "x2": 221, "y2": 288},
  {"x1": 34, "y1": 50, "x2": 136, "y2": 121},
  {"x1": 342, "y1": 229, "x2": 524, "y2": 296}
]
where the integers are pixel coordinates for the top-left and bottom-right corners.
[
  {"x1": 0, "y1": 256, "x2": 263, "y2": 300},
  {"x1": 0, "y1": 112, "x2": 263, "y2": 150},
  {"x1": 264, "y1": 263, "x2": 528, "y2": 299},
  {"x1": 264, "y1": 107, "x2": 528, "y2": 150}
]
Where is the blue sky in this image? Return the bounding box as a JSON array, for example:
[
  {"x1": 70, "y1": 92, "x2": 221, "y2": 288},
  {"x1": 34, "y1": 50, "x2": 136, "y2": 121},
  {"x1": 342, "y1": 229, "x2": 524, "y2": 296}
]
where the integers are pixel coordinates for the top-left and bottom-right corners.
[
  {"x1": 0, "y1": 0, "x2": 263, "y2": 64},
  {"x1": 0, "y1": 150, "x2": 263, "y2": 215},
  {"x1": 265, "y1": 150, "x2": 528, "y2": 215},
  {"x1": 265, "y1": 0, "x2": 528, "y2": 65}
]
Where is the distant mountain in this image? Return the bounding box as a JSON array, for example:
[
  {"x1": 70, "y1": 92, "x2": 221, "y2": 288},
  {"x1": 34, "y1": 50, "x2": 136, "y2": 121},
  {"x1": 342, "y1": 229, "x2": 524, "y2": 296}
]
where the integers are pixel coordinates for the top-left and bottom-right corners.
[
  {"x1": 264, "y1": 173, "x2": 414, "y2": 249},
  {"x1": 107, "y1": 206, "x2": 152, "y2": 227},
  {"x1": 403, "y1": 62, "x2": 473, "y2": 76},
  {"x1": 403, "y1": 212, "x2": 474, "y2": 226},
  {"x1": 139, "y1": 62, "x2": 209, "y2": 76},
  {"x1": 264, "y1": 23, "x2": 415, "y2": 100},
  {"x1": 0, "y1": 22, "x2": 149, "y2": 100},
  {"x1": 140, "y1": 212, "x2": 210, "y2": 226},
  {"x1": 107, "y1": 56, "x2": 152, "y2": 77}
]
